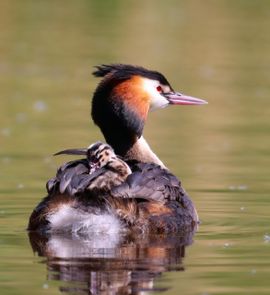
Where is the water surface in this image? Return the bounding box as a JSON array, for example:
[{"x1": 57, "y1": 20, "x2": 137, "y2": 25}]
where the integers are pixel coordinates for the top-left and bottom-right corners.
[{"x1": 1, "y1": 1, "x2": 270, "y2": 294}]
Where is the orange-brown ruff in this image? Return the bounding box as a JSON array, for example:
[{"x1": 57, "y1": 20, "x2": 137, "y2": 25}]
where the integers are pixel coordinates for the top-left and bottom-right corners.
[{"x1": 28, "y1": 64, "x2": 207, "y2": 234}]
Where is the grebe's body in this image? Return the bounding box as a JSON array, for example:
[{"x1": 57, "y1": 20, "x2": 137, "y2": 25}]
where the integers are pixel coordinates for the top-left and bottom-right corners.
[{"x1": 28, "y1": 64, "x2": 207, "y2": 234}]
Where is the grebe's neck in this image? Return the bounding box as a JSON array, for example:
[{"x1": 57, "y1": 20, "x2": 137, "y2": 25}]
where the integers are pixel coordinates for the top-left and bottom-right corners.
[{"x1": 124, "y1": 136, "x2": 166, "y2": 168}]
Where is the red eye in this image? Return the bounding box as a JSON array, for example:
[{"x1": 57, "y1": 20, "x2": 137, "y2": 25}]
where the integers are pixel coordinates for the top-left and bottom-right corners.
[{"x1": 156, "y1": 86, "x2": 162, "y2": 92}]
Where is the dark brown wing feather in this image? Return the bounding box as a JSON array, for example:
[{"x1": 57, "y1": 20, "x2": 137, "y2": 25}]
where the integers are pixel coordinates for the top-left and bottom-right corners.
[
  {"x1": 111, "y1": 161, "x2": 186, "y2": 203},
  {"x1": 46, "y1": 158, "x2": 130, "y2": 196},
  {"x1": 46, "y1": 159, "x2": 90, "y2": 195},
  {"x1": 47, "y1": 158, "x2": 185, "y2": 204}
]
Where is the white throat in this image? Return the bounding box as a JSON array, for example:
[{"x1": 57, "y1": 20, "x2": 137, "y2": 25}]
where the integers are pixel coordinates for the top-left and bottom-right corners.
[{"x1": 125, "y1": 137, "x2": 166, "y2": 168}]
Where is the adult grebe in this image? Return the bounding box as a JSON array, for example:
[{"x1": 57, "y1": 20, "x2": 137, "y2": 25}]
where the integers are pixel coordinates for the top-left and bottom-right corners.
[{"x1": 28, "y1": 64, "x2": 207, "y2": 234}]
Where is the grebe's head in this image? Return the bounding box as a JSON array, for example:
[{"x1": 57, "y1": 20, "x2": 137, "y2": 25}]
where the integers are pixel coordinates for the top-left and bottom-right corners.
[{"x1": 91, "y1": 64, "x2": 207, "y2": 154}]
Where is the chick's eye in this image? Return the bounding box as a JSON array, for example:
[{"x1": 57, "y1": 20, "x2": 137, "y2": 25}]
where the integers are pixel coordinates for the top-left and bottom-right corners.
[{"x1": 156, "y1": 86, "x2": 162, "y2": 92}]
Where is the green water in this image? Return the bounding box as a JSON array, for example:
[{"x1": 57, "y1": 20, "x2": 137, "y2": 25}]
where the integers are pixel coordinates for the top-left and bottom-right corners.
[{"x1": 1, "y1": 1, "x2": 270, "y2": 294}]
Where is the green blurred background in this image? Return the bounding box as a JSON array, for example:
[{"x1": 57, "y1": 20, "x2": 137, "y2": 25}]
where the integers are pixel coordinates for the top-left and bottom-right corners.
[{"x1": 0, "y1": 0, "x2": 270, "y2": 294}]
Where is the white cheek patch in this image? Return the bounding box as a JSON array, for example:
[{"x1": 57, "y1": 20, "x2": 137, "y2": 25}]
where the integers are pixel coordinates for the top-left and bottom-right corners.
[{"x1": 142, "y1": 78, "x2": 169, "y2": 111}]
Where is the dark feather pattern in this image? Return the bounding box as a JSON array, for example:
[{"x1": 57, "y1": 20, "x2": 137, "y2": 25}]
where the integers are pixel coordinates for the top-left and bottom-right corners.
[
  {"x1": 111, "y1": 161, "x2": 185, "y2": 203},
  {"x1": 46, "y1": 158, "x2": 185, "y2": 204}
]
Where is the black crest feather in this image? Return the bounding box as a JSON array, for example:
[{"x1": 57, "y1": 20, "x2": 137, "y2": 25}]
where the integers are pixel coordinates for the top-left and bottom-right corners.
[{"x1": 93, "y1": 64, "x2": 171, "y2": 86}]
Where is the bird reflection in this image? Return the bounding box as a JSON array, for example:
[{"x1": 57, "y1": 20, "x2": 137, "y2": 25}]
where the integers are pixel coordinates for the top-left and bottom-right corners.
[{"x1": 28, "y1": 229, "x2": 195, "y2": 294}]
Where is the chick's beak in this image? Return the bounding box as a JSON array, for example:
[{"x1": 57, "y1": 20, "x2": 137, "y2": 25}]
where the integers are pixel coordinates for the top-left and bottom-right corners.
[
  {"x1": 164, "y1": 92, "x2": 208, "y2": 105},
  {"x1": 54, "y1": 148, "x2": 87, "y2": 156}
]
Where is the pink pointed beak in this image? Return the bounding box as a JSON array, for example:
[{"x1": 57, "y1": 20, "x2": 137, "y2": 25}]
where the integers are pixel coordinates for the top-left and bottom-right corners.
[{"x1": 164, "y1": 92, "x2": 208, "y2": 105}]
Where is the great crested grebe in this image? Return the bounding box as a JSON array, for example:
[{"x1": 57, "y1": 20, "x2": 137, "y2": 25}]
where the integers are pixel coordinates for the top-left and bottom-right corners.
[{"x1": 28, "y1": 64, "x2": 207, "y2": 234}]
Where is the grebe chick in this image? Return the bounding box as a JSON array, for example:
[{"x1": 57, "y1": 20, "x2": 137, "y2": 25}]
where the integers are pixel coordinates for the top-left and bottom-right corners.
[{"x1": 47, "y1": 142, "x2": 131, "y2": 195}]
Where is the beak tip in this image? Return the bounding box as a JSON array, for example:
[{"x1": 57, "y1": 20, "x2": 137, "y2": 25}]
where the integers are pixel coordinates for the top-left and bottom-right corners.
[
  {"x1": 166, "y1": 92, "x2": 208, "y2": 106},
  {"x1": 200, "y1": 100, "x2": 208, "y2": 105}
]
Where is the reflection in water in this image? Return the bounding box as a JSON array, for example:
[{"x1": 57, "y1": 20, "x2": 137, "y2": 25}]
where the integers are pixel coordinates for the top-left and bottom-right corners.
[{"x1": 29, "y1": 229, "x2": 195, "y2": 294}]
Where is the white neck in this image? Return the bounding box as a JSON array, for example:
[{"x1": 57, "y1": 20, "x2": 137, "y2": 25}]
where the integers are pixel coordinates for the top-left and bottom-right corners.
[{"x1": 124, "y1": 137, "x2": 166, "y2": 168}]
